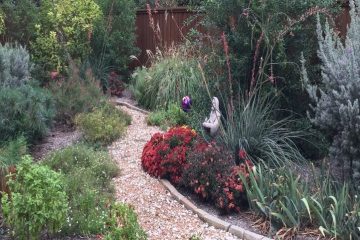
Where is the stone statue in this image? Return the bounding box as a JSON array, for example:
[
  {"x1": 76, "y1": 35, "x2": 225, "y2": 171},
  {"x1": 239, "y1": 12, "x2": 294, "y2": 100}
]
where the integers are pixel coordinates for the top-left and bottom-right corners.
[{"x1": 202, "y1": 97, "x2": 221, "y2": 136}]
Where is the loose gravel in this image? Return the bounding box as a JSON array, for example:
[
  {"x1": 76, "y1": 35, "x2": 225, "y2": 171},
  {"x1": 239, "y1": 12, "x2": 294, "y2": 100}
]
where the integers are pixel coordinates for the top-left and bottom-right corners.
[{"x1": 110, "y1": 106, "x2": 240, "y2": 240}]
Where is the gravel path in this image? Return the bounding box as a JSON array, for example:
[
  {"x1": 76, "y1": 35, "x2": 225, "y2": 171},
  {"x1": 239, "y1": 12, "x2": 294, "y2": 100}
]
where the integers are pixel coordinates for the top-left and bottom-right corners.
[{"x1": 110, "y1": 106, "x2": 240, "y2": 240}]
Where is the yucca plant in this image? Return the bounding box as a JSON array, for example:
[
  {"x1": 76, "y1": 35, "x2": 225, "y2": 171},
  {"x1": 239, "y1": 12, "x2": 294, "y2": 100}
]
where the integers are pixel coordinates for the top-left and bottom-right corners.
[{"x1": 219, "y1": 91, "x2": 306, "y2": 167}]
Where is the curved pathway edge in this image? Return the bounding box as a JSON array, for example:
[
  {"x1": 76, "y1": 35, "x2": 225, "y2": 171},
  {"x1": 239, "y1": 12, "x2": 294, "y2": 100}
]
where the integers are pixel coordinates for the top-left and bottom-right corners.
[{"x1": 160, "y1": 179, "x2": 272, "y2": 240}]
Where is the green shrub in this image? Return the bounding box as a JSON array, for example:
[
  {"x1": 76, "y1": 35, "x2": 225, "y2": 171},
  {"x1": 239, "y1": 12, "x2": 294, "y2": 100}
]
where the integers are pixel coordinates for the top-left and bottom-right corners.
[
  {"x1": 147, "y1": 104, "x2": 188, "y2": 128},
  {"x1": 32, "y1": 0, "x2": 101, "y2": 76},
  {"x1": 0, "y1": 0, "x2": 38, "y2": 45},
  {"x1": 43, "y1": 144, "x2": 119, "y2": 235},
  {"x1": 104, "y1": 203, "x2": 147, "y2": 240},
  {"x1": 43, "y1": 144, "x2": 119, "y2": 191},
  {"x1": 0, "y1": 136, "x2": 27, "y2": 167},
  {"x1": 91, "y1": 0, "x2": 139, "y2": 74},
  {"x1": 75, "y1": 103, "x2": 131, "y2": 146},
  {"x1": 63, "y1": 188, "x2": 110, "y2": 235},
  {"x1": 147, "y1": 110, "x2": 167, "y2": 127},
  {"x1": 1, "y1": 155, "x2": 68, "y2": 240},
  {"x1": 0, "y1": 43, "x2": 31, "y2": 87},
  {"x1": 131, "y1": 48, "x2": 204, "y2": 110},
  {"x1": 0, "y1": 85, "x2": 55, "y2": 144},
  {"x1": 49, "y1": 65, "x2": 104, "y2": 125}
]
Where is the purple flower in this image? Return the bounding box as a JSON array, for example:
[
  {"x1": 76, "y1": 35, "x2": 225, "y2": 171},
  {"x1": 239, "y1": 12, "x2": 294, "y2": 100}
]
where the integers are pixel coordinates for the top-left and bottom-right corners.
[{"x1": 181, "y1": 96, "x2": 192, "y2": 112}]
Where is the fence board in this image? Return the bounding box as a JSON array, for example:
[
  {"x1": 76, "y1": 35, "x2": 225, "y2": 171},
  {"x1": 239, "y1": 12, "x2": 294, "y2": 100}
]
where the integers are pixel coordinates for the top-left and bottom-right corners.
[
  {"x1": 133, "y1": 7, "x2": 201, "y2": 67},
  {"x1": 133, "y1": 5, "x2": 351, "y2": 68}
]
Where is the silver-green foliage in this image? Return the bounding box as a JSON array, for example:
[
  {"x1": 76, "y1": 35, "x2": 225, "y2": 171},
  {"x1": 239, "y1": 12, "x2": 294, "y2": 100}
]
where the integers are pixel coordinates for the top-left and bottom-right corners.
[
  {"x1": 302, "y1": 0, "x2": 360, "y2": 183},
  {"x1": 0, "y1": 43, "x2": 31, "y2": 87}
]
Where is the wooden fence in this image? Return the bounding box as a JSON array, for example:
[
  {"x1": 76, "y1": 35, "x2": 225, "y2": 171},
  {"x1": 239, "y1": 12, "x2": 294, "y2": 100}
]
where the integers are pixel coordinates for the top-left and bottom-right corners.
[
  {"x1": 133, "y1": 5, "x2": 351, "y2": 67},
  {"x1": 133, "y1": 7, "x2": 201, "y2": 67}
]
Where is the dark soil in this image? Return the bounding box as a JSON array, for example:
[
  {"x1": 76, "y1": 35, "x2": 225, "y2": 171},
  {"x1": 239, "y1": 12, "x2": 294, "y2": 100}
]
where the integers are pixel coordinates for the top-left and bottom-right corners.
[
  {"x1": 177, "y1": 180, "x2": 329, "y2": 240},
  {"x1": 30, "y1": 123, "x2": 82, "y2": 160}
]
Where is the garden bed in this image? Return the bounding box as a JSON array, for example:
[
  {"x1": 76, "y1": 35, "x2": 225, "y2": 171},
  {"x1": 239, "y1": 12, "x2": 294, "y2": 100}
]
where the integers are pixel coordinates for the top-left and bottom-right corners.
[{"x1": 30, "y1": 123, "x2": 82, "y2": 160}]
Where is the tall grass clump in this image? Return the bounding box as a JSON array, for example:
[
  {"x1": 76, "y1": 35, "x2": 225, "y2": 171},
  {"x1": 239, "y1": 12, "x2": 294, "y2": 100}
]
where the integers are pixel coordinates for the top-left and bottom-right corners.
[
  {"x1": 219, "y1": 91, "x2": 306, "y2": 166},
  {"x1": 0, "y1": 136, "x2": 27, "y2": 167},
  {"x1": 130, "y1": 47, "x2": 203, "y2": 110}
]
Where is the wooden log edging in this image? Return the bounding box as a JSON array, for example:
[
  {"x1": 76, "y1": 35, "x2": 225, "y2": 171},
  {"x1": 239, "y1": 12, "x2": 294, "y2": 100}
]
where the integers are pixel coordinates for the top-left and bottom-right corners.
[
  {"x1": 112, "y1": 99, "x2": 150, "y2": 115},
  {"x1": 160, "y1": 179, "x2": 273, "y2": 240},
  {"x1": 113, "y1": 100, "x2": 272, "y2": 240}
]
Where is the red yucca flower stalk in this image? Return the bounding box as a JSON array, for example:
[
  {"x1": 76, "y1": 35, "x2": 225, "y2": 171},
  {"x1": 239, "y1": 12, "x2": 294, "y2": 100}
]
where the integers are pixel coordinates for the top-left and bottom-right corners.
[
  {"x1": 250, "y1": 31, "x2": 264, "y2": 94},
  {"x1": 221, "y1": 32, "x2": 234, "y2": 116}
]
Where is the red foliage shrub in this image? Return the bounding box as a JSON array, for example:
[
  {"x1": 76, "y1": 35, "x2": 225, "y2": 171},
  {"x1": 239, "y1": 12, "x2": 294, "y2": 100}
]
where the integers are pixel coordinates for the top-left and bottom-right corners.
[
  {"x1": 214, "y1": 163, "x2": 251, "y2": 212},
  {"x1": 183, "y1": 143, "x2": 253, "y2": 212},
  {"x1": 108, "y1": 71, "x2": 124, "y2": 96},
  {"x1": 182, "y1": 141, "x2": 234, "y2": 201},
  {"x1": 141, "y1": 126, "x2": 197, "y2": 184}
]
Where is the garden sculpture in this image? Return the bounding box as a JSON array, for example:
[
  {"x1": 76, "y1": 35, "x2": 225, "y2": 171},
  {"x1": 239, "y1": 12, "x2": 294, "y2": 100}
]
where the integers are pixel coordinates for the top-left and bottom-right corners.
[
  {"x1": 202, "y1": 97, "x2": 221, "y2": 136},
  {"x1": 181, "y1": 96, "x2": 192, "y2": 112}
]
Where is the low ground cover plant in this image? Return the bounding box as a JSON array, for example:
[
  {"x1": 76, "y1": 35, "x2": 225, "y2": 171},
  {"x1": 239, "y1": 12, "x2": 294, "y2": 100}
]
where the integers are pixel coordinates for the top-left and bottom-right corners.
[
  {"x1": 43, "y1": 144, "x2": 119, "y2": 235},
  {"x1": 75, "y1": 102, "x2": 131, "y2": 146},
  {"x1": 147, "y1": 104, "x2": 188, "y2": 129},
  {"x1": 1, "y1": 155, "x2": 68, "y2": 240},
  {"x1": 104, "y1": 203, "x2": 147, "y2": 240}
]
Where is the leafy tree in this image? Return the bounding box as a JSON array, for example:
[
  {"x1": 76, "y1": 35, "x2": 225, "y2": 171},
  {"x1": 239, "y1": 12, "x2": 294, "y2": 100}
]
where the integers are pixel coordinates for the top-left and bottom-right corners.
[
  {"x1": 31, "y1": 0, "x2": 101, "y2": 76},
  {"x1": 91, "y1": 0, "x2": 139, "y2": 74}
]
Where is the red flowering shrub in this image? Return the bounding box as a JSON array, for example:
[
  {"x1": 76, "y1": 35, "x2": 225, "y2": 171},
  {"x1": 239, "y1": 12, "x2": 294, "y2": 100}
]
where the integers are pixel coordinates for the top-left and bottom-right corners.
[{"x1": 141, "y1": 126, "x2": 196, "y2": 184}]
